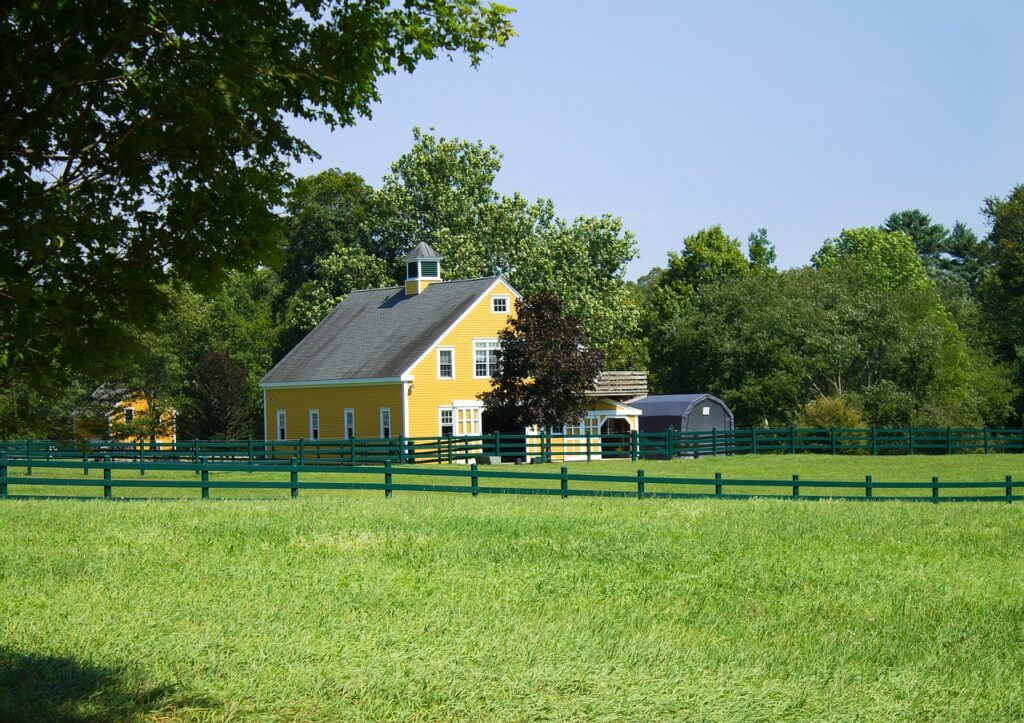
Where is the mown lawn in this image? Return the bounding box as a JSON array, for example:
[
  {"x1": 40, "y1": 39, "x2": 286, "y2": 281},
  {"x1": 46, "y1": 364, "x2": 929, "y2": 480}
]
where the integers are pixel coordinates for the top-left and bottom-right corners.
[{"x1": 1, "y1": 455, "x2": 1023, "y2": 720}]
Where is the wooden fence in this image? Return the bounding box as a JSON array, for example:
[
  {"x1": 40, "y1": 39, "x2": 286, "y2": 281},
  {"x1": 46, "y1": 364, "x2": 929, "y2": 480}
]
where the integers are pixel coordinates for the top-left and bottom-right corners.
[
  {"x1": 2, "y1": 426, "x2": 1023, "y2": 467},
  {"x1": 0, "y1": 454, "x2": 1018, "y2": 504}
]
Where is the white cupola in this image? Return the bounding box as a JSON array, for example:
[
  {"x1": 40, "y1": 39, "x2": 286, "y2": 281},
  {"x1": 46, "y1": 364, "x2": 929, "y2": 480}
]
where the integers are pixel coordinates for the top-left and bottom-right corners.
[{"x1": 403, "y1": 242, "x2": 443, "y2": 295}]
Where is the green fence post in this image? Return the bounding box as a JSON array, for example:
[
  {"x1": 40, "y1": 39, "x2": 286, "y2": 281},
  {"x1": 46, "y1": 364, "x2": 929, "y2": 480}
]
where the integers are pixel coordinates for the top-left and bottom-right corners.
[
  {"x1": 349, "y1": 437, "x2": 355, "y2": 465},
  {"x1": 983, "y1": 427, "x2": 989, "y2": 454},
  {"x1": 946, "y1": 426, "x2": 952, "y2": 455},
  {"x1": 201, "y1": 456, "x2": 209, "y2": 499},
  {"x1": 1007, "y1": 475, "x2": 1013, "y2": 503},
  {"x1": 138, "y1": 440, "x2": 145, "y2": 476},
  {"x1": 26, "y1": 440, "x2": 32, "y2": 476},
  {"x1": 193, "y1": 439, "x2": 199, "y2": 473},
  {"x1": 560, "y1": 466, "x2": 569, "y2": 498},
  {"x1": 871, "y1": 427, "x2": 877, "y2": 456},
  {"x1": 909, "y1": 427, "x2": 915, "y2": 454},
  {"x1": 830, "y1": 427, "x2": 837, "y2": 455},
  {"x1": 666, "y1": 428, "x2": 675, "y2": 460},
  {"x1": 586, "y1": 432, "x2": 592, "y2": 462},
  {"x1": 789, "y1": 425, "x2": 796, "y2": 455},
  {"x1": 637, "y1": 469, "x2": 645, "y2": 499},
  {"x1": 103, "y1": 454, "x2": 112, "y2": 499},
  {"x1": 792, "y1": 474, "x2": 799, "y2": 498},
  {"x1": 247, "y1": 438, "x2": 254, "y2": 465},
  {"x1": 289, "y1": 456, "x2": 299, "y2": 499},
  {"x1": 471, "y1": 462, "x2": 479, "y2": 497},
  {"x1": 495, "y1": 431, "x2": 502, "y2": 459},
  {"x1": 752, "y1": 426, "x2": 759, "y2": 455},
  {"x1": 0, "y1": 451, "x2": 7, "y2": 497},
  {"x1": 447, "y1": 434, "x2": 453, "y2": 464},
  {"x1": 714, "y1": 471, "x2": 722, "y2": 497},
  {"x1": 298, "y1": 437, "x2": 305, "y2": 467},
  {"x1": 712, "y1": 428, "x2": 718, "y2": 457},
  {"x1": 932, "y1": 475, "x2": 939, "y2": 503},
  {"x1": 630, "y1": 430, "x2": 638, "y2": 462},
  {"x1": 865, "y1": 474, "x2": 873, "y2": 499},
  {"x1": 384, "y1": 460, "x2": 393, "y2": 499}
]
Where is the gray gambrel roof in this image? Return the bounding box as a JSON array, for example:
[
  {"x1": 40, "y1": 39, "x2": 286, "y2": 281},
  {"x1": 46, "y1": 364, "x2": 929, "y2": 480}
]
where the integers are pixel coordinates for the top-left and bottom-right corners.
[{"x1": 261, "y1": 277, "x2": 505, "y2": 385}]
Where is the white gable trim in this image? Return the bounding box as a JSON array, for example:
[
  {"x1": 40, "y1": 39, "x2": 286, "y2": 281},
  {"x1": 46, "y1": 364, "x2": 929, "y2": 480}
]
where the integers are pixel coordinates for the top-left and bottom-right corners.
[{"x1": 400, "y1": 276, "x2": 522, "y2": 377}]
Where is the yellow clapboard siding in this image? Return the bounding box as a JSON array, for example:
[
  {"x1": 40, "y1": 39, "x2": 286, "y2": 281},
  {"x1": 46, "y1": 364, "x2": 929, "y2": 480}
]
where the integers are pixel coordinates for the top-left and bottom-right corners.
[
  {"x1": 405, "y1": 279, "x2": 517, "y2": 437},
  {"x1": 264, "y1": 384, "x2": 404, "y2": 440}
]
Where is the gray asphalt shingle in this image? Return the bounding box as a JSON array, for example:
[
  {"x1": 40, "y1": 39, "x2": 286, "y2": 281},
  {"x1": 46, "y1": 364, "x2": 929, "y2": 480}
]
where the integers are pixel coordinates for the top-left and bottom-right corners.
[{"x1": 261, "y1": 277, "x2": 500, "y2": 384}]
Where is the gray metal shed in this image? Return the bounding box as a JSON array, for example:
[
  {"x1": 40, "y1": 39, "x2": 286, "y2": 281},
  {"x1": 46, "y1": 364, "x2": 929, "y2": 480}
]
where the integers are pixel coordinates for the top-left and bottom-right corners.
[{"x1": 632, "y1": 394, "x2": 734, "y2": 433}]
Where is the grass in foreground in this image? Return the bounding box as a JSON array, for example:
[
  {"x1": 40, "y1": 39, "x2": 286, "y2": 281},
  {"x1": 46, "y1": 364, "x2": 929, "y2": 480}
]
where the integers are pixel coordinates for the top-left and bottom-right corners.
[{"x1": 2, "y1": 486, "x2": 1024, "y2": 720}]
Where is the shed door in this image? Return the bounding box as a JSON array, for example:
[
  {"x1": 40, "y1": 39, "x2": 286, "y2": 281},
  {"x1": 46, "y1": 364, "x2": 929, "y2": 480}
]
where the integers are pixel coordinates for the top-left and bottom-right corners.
[{"x1": 685, "y1": 401, "x2": 730, "y2": 432}]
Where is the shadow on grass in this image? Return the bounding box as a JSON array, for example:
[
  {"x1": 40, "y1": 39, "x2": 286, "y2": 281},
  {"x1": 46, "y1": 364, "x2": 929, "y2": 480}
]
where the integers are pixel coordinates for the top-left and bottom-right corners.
[{"x1": 0, "y1": 648, "x2": 213, "y2": 722}]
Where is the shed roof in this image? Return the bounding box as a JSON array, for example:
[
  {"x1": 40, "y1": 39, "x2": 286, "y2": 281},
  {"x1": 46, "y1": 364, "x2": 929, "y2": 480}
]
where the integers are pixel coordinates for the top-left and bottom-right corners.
[
  {"x1": 261, "y1": 276, "x2": 502, "y2": 385},
  {"x1": 630, "y1": 393, "x2": 733, "y2": 423}
]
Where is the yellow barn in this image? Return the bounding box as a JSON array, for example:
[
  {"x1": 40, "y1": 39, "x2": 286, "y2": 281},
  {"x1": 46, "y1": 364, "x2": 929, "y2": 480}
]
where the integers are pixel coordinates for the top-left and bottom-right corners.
[
  {"x1": 74, "y1": 388, "x2": 177, "y2": 445},
  {"x1": 260, "y1": 243, "x2": 641, "y2": 451}
]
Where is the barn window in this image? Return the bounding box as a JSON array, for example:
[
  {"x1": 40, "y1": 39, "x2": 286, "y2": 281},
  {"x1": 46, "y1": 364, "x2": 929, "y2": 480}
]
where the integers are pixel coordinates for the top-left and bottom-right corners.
[
  {"x1": 420, "y1": 260, "x2": 439, "y2": 278},
  {"x1": 379, "y1": 408, "x2": 391, "y2": 439},
  {"x1": 437, "y1": 348, "x2": 454, "y2": 379},
  {"x1": 344, "y1": 408, "x2": 355, "y2": 439},
  {"x1": 123, "y1": 407, "x2": 134, "y2": 423},
  {"x1": 309, "y1": 409, "x2": 319, "y2": 440},
  {"x1": 702, "y1": 406, "x2": 710, "y2": 416},
  {"x1": 276, "y1": 410, "x2": 286, "y2": 440},
  {"x1": 440, "y1": 408, "x2": 454, "y2": 436},
  {"x1": 491, "y1": 295, "x2": 508, "y2": 313}
]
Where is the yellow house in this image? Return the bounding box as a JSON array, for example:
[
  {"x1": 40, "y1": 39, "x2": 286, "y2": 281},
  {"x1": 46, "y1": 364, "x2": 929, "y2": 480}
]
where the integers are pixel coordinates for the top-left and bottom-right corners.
[
  {"x1": 74, "y1": 387, "x2": 177, "y2": 444},
  {"x1": 260, "y1": 243, "x2": 641, "y2": 449}
]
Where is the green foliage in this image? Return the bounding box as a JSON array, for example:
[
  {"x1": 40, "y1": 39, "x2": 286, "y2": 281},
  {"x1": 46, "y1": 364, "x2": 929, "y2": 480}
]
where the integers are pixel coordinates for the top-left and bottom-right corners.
[
  {"x1": 795, "y1": 396, "x2": 866, "y2": 429},
  {"x1": 0, "y1": 1, "x2": 514, "y2": 389},
  {"x1": 651, "y1": 263, "x2": 1011, "y2": 427},
  {"x1": 480, "y1": 293, "x2": 605, "y2": 430},
  {"x1": 746, "y1": 228, "x2": 777, "y2": 274},
  {"x1": 813, "y1": 227, "x2": 931, "y2": 292}
]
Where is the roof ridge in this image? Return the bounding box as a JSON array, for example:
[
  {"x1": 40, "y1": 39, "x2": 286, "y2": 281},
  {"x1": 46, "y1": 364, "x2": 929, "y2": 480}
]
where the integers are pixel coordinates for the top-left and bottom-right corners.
[{"x1": 347, "y1": 275, "x2": 501, "y2": 295}]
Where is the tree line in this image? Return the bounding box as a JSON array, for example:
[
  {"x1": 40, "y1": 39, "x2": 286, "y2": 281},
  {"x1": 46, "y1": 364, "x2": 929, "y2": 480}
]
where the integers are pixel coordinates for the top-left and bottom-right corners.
[{"x1": 3, "y1": 126, "x2": 1022, "y2": 439}]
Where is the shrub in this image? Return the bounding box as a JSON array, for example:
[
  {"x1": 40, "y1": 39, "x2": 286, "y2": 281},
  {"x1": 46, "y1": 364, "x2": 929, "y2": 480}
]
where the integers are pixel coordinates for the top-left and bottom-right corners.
[{"x1": 796, "y1": 395, "x2": 866, "y2": 429}]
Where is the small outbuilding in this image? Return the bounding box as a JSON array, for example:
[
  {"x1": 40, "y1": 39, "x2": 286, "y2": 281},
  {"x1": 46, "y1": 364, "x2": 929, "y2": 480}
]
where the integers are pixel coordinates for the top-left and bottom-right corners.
[{"x1": 632, "y1": 393, "x2": 734, "y2": 433}]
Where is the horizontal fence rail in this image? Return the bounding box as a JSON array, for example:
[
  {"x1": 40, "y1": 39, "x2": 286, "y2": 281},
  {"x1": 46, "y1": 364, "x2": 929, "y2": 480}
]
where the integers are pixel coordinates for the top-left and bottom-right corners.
[
  {"x1": 1, "y1": 426, "x2": 1023, "y2": 468},
  {"x1": 0, "y1": 454, "x2": 1018, "y2": 504}
]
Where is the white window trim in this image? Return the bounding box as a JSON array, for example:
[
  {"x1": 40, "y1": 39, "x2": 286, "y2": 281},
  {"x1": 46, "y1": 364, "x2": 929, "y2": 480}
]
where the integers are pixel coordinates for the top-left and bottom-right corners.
[
  {"x1": 276, "y1": 410, "x2": 287, "y2": 441},
  {"x1": 473, "y1": 338, "x2": 501, "y2": 379},
  {"x1": 439, "y1": 407, "x2": 454, "y2": 436},
  {"x1": 344, "y1": 408, "x2": 355, "y2": 440},
  {"x1": 436, "y1": 347, "x2": 455, "y2": 380},
  {"x1": 491, "y1": 295, "x2": 509, "y2": 313},
  {"x1": 308, "y1": 409, "x2": 320, "y2": 440},
  {"x1": 379, "y1": 407, "x2": 392, "y2": 439}
]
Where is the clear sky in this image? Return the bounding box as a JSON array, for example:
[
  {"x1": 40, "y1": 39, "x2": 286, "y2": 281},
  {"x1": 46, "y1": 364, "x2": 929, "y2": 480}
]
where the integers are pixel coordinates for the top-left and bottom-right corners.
[{"x1": 289, "y1": 0, "x2": 1024, "y2": 277}]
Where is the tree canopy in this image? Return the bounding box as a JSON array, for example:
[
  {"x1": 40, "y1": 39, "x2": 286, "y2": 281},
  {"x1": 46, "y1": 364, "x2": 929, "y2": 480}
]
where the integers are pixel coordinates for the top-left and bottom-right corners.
[{"x1": 0, "y1": 1, "x2": 514, "y2": 388}]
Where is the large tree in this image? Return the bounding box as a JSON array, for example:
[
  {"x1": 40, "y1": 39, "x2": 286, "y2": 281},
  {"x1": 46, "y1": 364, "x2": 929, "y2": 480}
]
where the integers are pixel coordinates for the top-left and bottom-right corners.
[
  {"x1": 479, "y1": 293, "x2": 604, "y2": 431},
  {"x1": 0, "y1": 1, "x2": 514, "y2": 388},
  {"x1": 372, "y1": 128, "x2": 639, "y2": 356}
]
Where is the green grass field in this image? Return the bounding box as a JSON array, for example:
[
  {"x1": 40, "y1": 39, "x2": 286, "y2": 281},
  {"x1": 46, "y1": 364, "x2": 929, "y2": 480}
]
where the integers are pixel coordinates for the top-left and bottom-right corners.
[{"x1": 2, "y1": 454, "x2": 1024, "y2": 720}]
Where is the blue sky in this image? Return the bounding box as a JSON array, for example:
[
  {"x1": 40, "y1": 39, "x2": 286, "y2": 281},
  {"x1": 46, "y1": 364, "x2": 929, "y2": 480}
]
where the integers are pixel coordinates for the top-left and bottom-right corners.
[{"x1": 289, "y1": 0, "x2": 1024, "y2": 277}]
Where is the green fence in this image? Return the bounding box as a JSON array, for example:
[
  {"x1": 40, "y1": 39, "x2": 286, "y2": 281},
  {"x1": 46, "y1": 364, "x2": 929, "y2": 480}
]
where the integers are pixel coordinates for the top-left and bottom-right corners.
[
  {"x1": 0, "y1": 453, "x2": 1018, "y2": 504},
  {"x1": 2, "y1": 426, "x2": 1023, "y2": 467}
]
